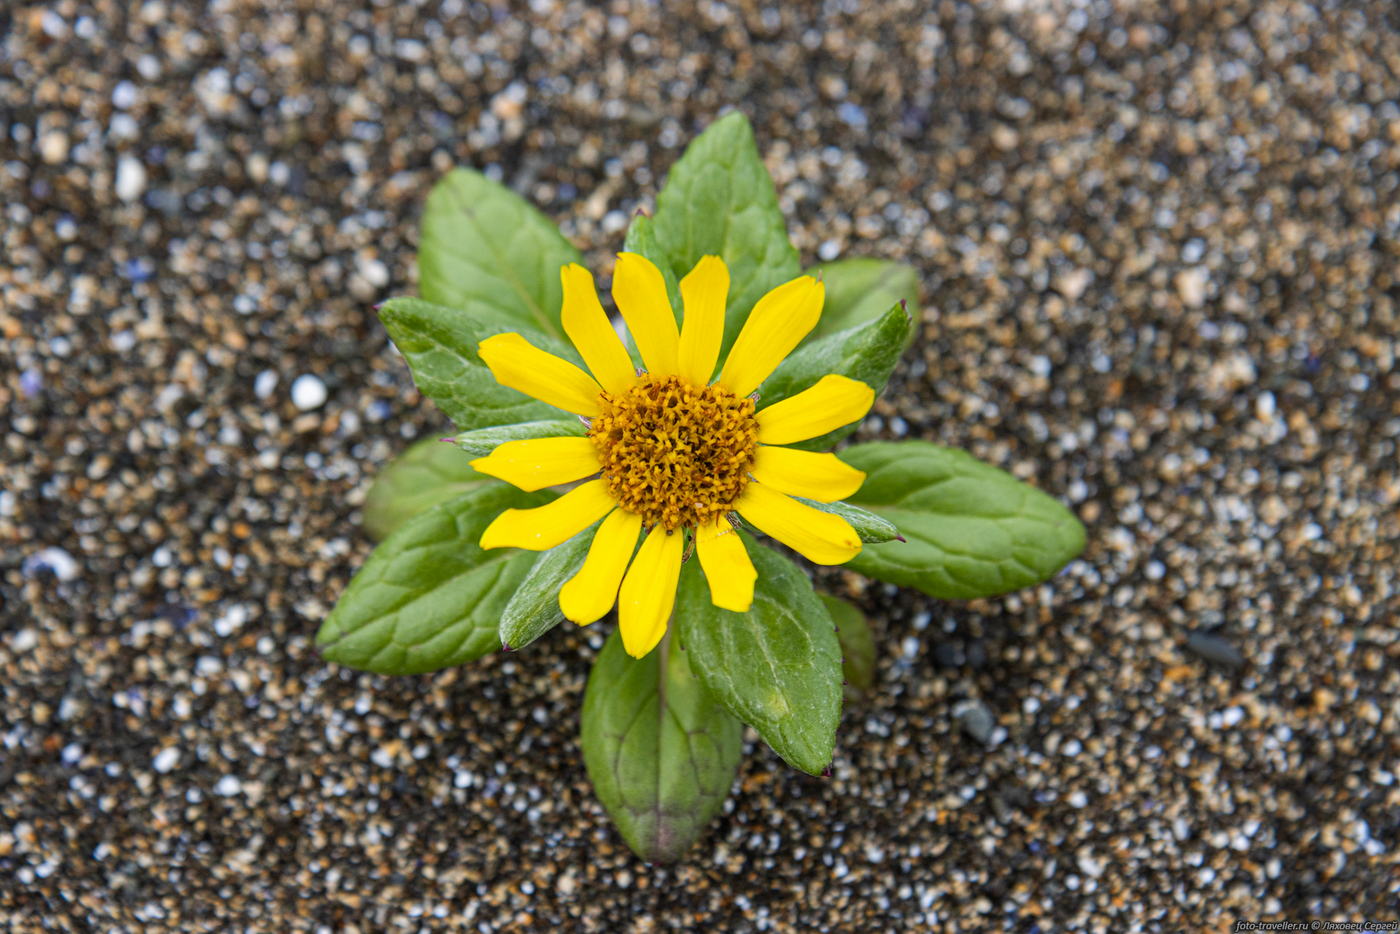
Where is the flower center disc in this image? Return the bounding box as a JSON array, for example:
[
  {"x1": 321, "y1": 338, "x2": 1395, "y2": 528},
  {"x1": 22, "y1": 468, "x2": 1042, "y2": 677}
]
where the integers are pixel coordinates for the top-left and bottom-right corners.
[{"x1": 589, "y1": 374, "x2": 759, "y2": 532}]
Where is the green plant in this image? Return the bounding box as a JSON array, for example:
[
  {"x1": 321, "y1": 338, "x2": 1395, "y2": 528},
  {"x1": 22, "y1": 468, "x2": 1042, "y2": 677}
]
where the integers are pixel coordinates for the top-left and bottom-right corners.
[{"x1": 316, "y1": 112, "x2": 1085, "y2": 862}]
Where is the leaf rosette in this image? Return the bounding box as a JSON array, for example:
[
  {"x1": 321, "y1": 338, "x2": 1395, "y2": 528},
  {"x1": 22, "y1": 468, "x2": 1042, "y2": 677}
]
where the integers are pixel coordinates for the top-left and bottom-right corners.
[{"x1": 318, "y1": 112, "x2": 1085, "y2": 863}]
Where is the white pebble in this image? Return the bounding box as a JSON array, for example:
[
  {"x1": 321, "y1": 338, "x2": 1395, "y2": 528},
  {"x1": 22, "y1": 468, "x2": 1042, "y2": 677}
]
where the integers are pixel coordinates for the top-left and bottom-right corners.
[
  {"x1": 290, "y1": 374, "x2": 327, "y2": 410},
  {"x1": 40, "y1": 10, "x2": 67, "y2": 37},
  {"x1": 358, "y1": 256, "x2": 389, "y2": 288},
  {"x1": 1175, "y1": 267, "x2": 1209, "y2": 307},
  {"x1": 1255, "y1": 391, "x2": 1276, "y2": 420},
  {"x1": 152, "y1": 748, "x2": 180, "y2": 773},
  {"x1": 39, "y1": 131, "x2": 69, "y2": 165},
  {"x1": 213, "y1": 605, "x2": 248, "y2": 637},
  {"x1": 32, "y1": 546, "x2": 80, "y2": 581},
  {"x1": 1054, "y1": 268, "x2": 1092, "y2": 301},
  {"x1": 109, "y1": 113, "x2": 139, "y2": 141},
  {"x1": 115, "y1": 155, "x2": 147, "y2": 202},
  {"x1": 214, "y1": 775, "x2": 242, "y2": 797},
  {"x1": 254, "y1": 369, "x2": 279, "y2": 400},
  {"x1": 601, "y1": 210, "x2": 628, "y2": 234},
  {"x1": 112, "y1": 80, "x2": 140, "y2": 109}
]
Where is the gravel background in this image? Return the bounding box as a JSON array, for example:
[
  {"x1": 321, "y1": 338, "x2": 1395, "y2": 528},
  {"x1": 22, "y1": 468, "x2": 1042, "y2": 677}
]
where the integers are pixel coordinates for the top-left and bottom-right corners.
[{"x1": 3, "y1": 0, "x2": 1398, "y2": 930}]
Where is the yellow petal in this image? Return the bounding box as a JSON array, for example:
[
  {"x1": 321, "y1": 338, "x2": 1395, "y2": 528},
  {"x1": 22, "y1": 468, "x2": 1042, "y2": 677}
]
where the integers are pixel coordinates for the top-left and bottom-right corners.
[
  {"x1": 470, "y1": 436, "x2": 601, "y2": 492},
  {"x1": 479, "y1": 479, "x2": 614, "y2": 551},
  {"x1": 735, "y1": 481, "x2": 861, "y2": 565},
  {"x1": 616, "y1": 525, "x2": 683, "y2": 658},
  {"x1": 560, "y1": 263, "x2": 636, "y2": 396},
  {"x1": 695, "y1": 518, "x2": 755, "y2": 612},
  {"x1": 755, "y1": 374, "x2": 875, "y2": 445},
  {"x1": 749, "y1": 445, "x2": 866, "y2": 503},
  {"x1": 612, "y1": 252, "x2": 679, "y2": 375},
  {"x1": 718, "y1": 275, "x2": 824, "y2": 396},
  {"x1": 677, "y1": 255, "x2": 729, "y2": 385},
  {"x1": 478, "y1": 333, "x2": 602, "y2": 416},
  {"x1": 559, "y1": 508, "x2": 642, "y2": 625}
]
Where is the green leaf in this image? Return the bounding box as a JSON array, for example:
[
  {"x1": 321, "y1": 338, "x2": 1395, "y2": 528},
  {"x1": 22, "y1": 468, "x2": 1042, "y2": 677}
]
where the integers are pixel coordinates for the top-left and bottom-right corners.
[
  {"x1": 499, "y1": 527, "x2": 594, "y2": 651},
  {"x1": 363, "y1": 438, "x2": 492, "y2": 541},
  {"x1": 820, "y1": 594, "x2": 875, "y2": 699},
  {"x1": 581, "y1": 629, "x2": 743, "y2": 863},
  {"x1": 317, "y1": 485, "x2": 548, "y2": 675},
  {"x1": 674, "y1": 544, "x2": 842, "y2": 775},
  {"x1": 380, "y1": 296, "x2": 574, "y2": 430},
  {"x1": 808, "y1": 257, "x2": 921, "y2": 341},
  {"x1": 651, "y1": 112, "x2": 801, "y2": 354},
  {"x1": 795, "y1": 498, "x2": 903, "y2": 544},
  {"x1": 418, "y1": 168, "x2": 581, "y2": 339},
  {"x1": 622, "y1": 213, "x2": 681, "y2": 319},
  {"x1": 759, "y1": 303, "x2": 912, "y2": 449},
  {"x1": 452, "y1": 419, "x2": 587, "y2": 459},
  {"x1": 842, "y1": 441, "x2": 1086, "y2": 600}
]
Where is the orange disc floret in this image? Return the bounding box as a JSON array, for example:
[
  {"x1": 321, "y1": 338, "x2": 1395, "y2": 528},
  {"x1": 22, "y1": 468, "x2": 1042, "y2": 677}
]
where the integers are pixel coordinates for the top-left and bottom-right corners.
[{"x1": 589, "y1": 374, "x2": 758, "y2": 532}]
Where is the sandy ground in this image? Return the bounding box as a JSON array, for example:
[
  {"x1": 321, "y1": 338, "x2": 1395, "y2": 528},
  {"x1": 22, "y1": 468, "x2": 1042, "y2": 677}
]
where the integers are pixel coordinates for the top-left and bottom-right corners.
[{"x1": 2, "y1": 0, "x2": 1397, "y2": 930}]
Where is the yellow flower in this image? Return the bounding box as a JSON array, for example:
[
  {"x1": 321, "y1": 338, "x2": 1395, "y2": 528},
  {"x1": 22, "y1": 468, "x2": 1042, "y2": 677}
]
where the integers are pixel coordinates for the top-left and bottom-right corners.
[{"x1": 473, "y1": 252, "x2": 874, "y2": 658}]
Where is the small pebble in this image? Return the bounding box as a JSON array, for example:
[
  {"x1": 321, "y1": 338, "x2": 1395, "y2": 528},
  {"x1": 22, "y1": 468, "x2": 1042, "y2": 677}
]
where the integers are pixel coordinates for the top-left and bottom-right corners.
[
  {"x1": 1185, "y1": 630, "x2": 1245, "y2": 671},
  {"x1": 23, "y1": 547, "x2": 79, "y2": 582},
  {"x1": 953, "y1": 700, "x2": 997, "y2": 746},
  {"x1": 1175, "y1": 267, "x2": 1210, "y2": 307},
  {"x1": 115, "y1": 155, "x2": 147, "y2": 202},
  {"x1": 39, "y1": 130, "x2": 69, "y2": 164},
  {"x1": 358, "y1": 256, "x2": 389, "y2": 288},
  {"x1": 290, "y1": 374, "x2": 327, "y2": 410},
  {"x1": 152, "y1": 748, "x2": 180, "y2": 774},
  {"x1": 933, "y1": 641, "x2": 965, "y2": 668},
  {"x1": 20, "y1": 368, "x2": 43, "y2": 397},
  {"x1": 112, "y1": 80, "x2": 139, "y2": 109},
  {"x1": 1054, "y1": 268, "x2": 1092, "y2": 301},
  {"x1": 254, "y1": 369, "x2": 279, "y2": 400}
]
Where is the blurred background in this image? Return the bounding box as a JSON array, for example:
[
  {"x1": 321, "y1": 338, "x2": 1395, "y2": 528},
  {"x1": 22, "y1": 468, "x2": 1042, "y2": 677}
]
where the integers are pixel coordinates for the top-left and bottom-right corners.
[{"x1": 2, "y1": 0, "x2": 1396, "y2": 929}]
